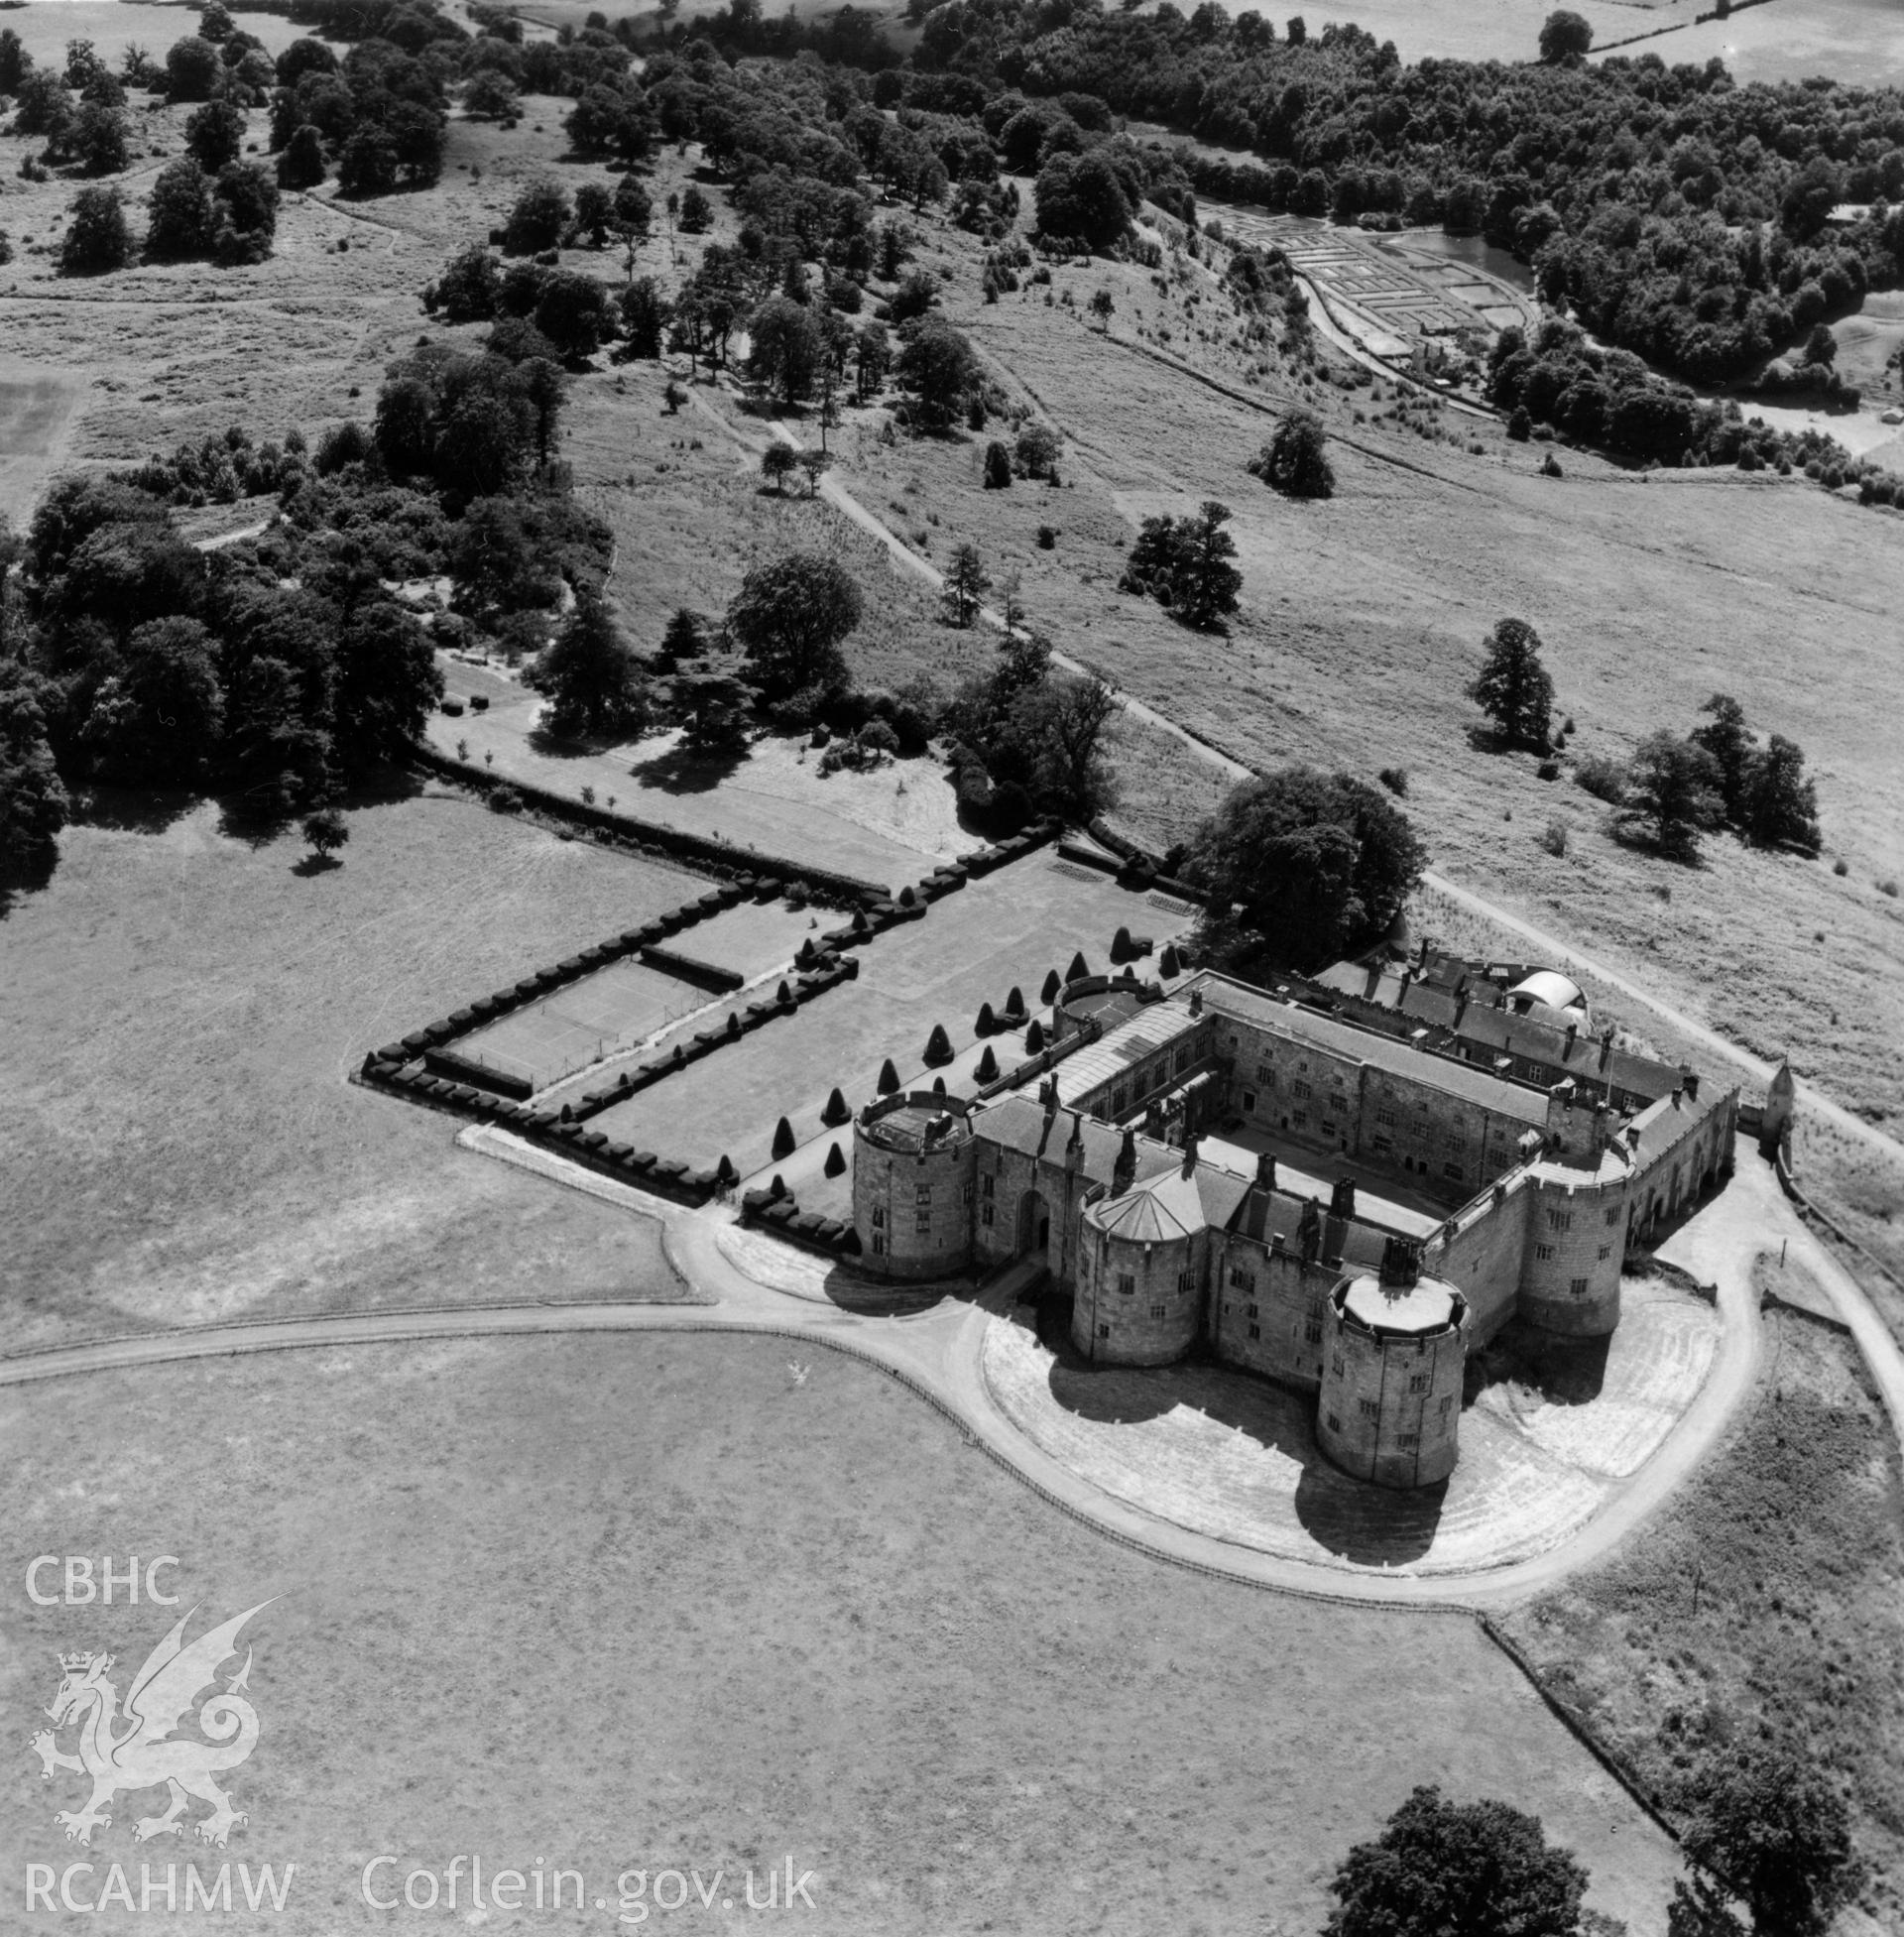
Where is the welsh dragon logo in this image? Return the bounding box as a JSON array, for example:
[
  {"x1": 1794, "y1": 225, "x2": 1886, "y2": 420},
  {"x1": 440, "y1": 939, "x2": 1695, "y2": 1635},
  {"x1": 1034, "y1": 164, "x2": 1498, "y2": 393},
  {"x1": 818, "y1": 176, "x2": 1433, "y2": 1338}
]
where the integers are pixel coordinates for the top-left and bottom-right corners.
[{"x1": 29, "y1": 1603, "x2": 273, "y2": 1849}]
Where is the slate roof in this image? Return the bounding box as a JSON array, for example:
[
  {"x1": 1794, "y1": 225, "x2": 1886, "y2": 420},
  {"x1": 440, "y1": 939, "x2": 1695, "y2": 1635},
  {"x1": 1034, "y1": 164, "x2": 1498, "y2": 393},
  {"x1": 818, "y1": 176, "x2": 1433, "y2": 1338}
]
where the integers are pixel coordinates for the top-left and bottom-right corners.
[
  {"x1": 974, "y1": 1094, "x2": 1179, "y2": 1188},
  {"x1": 1052, "y1": 1001, "x2": 1200, "y2": 1107},
  {"x1": 1196, "y1": 975, "x2": 1553, "y2": 1123}
]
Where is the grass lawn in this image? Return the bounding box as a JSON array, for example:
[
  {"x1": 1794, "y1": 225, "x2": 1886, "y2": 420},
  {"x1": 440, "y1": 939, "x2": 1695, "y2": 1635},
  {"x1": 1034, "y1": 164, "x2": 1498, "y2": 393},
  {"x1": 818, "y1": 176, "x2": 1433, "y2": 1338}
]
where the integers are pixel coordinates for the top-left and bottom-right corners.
[
  {"x1": 1500, "y1": 1306, "x2": 1904, "y2": 1930},
  {"x1": 1, "y1": 1330, "x2": 1685, "y2": 1936},
  {"x1": 588, "y1": 852, "x2": 1198, "y2": 1178},
  {"x1": 0, "y1": 787, "x2": 704, "y2": 1354}
]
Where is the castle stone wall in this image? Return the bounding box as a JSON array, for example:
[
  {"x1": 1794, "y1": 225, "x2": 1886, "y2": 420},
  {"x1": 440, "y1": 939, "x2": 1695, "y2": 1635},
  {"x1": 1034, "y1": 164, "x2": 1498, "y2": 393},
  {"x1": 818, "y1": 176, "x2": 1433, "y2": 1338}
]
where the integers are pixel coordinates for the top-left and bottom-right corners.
[
  {"x1": 1208, "y1": 1233, "x2": 1336, "y2": 1391},
  {"x1": 852, "y1": 1097, "x2": 978, "y2": 1280},
  {"x1": 1517, "y1": 1169, "x2": 1625, "y2": 1335},
  {"x1": 1073, "y1": 1221, "x2": 1207, "y2": 1365},
  {"x1": 1316, "y1": 1281, "x2": 1466, "y2": 1490}
]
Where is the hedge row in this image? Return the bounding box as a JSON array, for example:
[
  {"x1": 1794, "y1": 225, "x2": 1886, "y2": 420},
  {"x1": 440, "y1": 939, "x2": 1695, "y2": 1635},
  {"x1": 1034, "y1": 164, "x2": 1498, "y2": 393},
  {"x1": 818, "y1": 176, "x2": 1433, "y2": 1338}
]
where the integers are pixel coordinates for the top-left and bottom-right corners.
[
  {"x1": 369, "y1": 881, "x2": 759, "y2": 1074},
  {"x1": 354, "y1": 1058, "x2": 722, "y2": 1207},
  {"x1": 739, "y1": 1183, "x2": 863, "y2": 1260},
  {"x1": 640, "y1": 945, "x2": 747, "y2": 995},
  {"x1": 1073, "y1": 824, "x2": 1209, "y2": 907},
  {"x1": 414, "y1": 744, "x2": 892, "y2": 908},
  {"x1": 422, "y1": 1044, "x2": 533, "y2": 1100}
]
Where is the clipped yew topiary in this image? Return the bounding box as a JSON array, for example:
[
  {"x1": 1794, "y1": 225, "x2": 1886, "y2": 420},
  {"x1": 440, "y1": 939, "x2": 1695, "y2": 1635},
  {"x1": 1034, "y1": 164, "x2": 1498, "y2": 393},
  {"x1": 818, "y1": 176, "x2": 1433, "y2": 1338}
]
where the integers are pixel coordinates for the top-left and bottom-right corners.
[
  {"x1": 1005, "y1": 984, "x2": 1027, "y2": 1019},
  {"x1": 772, "y1": 1116, "x2": 796, "y2": 1160},
  {"x1": 1025, "y1": 1018, "x2": 1046, "y2": 1053},
  {"x1": 1159, "y1": 942, "x2": 1181, "y2": 978},
  {"x1": 976, "y1": 1044, "x2": 1000, "y2": 1083},
  {"x1": 821, "y1": 1086, "x2": 851, "y2": 1127},
  {"x1": 823, "y1": 1142, "x2": 846, "y2": 1178},
  {"x1": 898, "y1": 885, "x2": 916, "y2": 907},
  {"x1": 776, "y1": 979, "x2": 793, "y2": 1005},
  {"x1": 931, "y1": 1075, "x2": 947, "y2": 1097},
  {"x1": 923, "y1": 1023, "x2": 954, "y2": 1066},
  {"x1": 1111, "y1": 924, "x2": 1134, "y2": 962},
  {"x1": 716, "y1": 1153, "x2": 738, "y2": 1184},
  {"x1": 1040, "y1": 969, "x2": 1061, "y2": 1004},
  {"x1": 1065, "y1": 950, "x2": 1089, "y2": 983},
  {"x1": 877, "y1": 1057, "x2": 900, "y2": 1094},
  {"x1": 976, "y1": 1000, "x2": 998, "y2": 1035},
  {"x1": 770, "y1": 1173, "x2": 788, "y2": 1199}
]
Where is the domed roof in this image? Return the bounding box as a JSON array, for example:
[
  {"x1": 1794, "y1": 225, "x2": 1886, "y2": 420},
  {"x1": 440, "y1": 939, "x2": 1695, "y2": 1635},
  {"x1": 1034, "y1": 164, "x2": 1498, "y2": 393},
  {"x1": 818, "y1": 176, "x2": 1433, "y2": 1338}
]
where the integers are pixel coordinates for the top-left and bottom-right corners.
[
  {"x1": 1507, "y1": 969, "x2": 1588, "y2": 1017},
  {"x1": 1336, "y1": 1271, "x2": 1464, "y2": 1338}
]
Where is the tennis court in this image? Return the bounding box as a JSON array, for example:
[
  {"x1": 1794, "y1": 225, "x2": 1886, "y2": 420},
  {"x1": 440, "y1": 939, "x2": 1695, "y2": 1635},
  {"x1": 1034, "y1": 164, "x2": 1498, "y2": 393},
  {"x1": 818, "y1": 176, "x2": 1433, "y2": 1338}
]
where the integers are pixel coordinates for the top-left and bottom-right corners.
[{"x1": 458, "y1": 960, "x2": 720, "y2": 1091}]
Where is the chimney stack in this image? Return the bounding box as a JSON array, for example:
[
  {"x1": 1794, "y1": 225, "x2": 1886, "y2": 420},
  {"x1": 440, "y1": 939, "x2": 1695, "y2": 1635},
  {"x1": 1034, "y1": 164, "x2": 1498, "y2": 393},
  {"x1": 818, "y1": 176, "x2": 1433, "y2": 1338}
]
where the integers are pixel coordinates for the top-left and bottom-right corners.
[
  {"x1": 1679, "y1": 1061, "x2": 1699, "y2": 1102},
  {"x1": 1181, "y1": 1129, "x2": 1201, "y2": 1175},
  {"x1": 1254, "y1": 1150, "x2": 1277, "y2": 1194},
  {"x1": 1113, "y1": 1126, "x2": 1136, "y2": 1196},
  {"x1": 1064, "y1": 1111, "x2": 1085, "y2": 1171},
  {"x1": 1188, "y1": 986, "x2": 1204, "y2": 1017}
]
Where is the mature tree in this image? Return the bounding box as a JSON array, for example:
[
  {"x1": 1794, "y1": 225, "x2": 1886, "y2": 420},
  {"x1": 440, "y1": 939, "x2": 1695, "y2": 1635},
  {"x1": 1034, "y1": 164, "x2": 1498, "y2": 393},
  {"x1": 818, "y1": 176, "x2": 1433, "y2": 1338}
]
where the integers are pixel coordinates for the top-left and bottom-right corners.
[
  {"x1": 1010, "y1": 671, "x2": 1119, "y2": 819},
  {"x1": 1780, "y1": 156, "x2": 1843, "y2": 242},
  {"x1": 1689, "y1": 693, "x2": 1753, "y2": 822},
  {"x1": 0, "y1": 27, "x2": 30, "y2": 95},
  {"x1": 1326, "y1": 1786, "x2": 1588, "y2": 1937},
  {"x1": 1119, "y1": 501, "x2": 1241, "y2": 629},
  {"x1": 1088, "y1": 288, "x2": 1115, "y2": 330},
  {"x1": 1034, "y1": 148, "x2": 1132, "y2": 249},
  {"x1": 655, "y1": 606, "x2": 706, "y2": 670},
  {"x1": 184, "y1": 97, "x2": 244, "y2": 172},
  {"x1": 464, "y1": 69, "x2": 519, "y2": 121},
  {"x1": 0, "y1": 666, "x2": 70, "y2": 871},
  {"x1": 678, "y1": 671, "x2": 751, "y2": 758},
  {"x1": 1537, "y1": 10, "x2": 1593, "y2": 61},
  {"x1": 1668, "y1": 1748, "x2": 1861, "y2": 1937},
  {"x1": 1015, "y1": 422, "x2": 1060, "y2": 478},
  {"x1": 534, "y1": 270, "x2": 616, "y2": 359},
  {"x1": 165, "y1": 35, "x2": 222, "y2": 101},
  {"x1": 984, "y1": 439, "x2": 1012, "y2": 489},
  {"x1": 1250, "y1": 409, "x2": 1335, "y2": 499},
  {"x1": 855, "y1": 316, "x2": 891, "y2": 401},
  {"x1": 761, "y1": 443, "x2": 798, "y2": 494},
  {"x1": 612, "y1": 172, "x2": 652, "y2": 241},
  {"x1": 747, "y1": 295, "x2": 823, "y2": 409},
  {"x1": 337, "y1": 125, "x2": 398, "y2": 197},
  {"x1": 620, "y1": 277, "x2": 670, "y2": 358},
  {"x1": 14, "y1": 69, "x2": 74, "y2": 142},
  {"x1": 505, "y1": 177, "x2": 571, "y2": 254},
  {"x1": 1190, "y1": 766, "x2": 1426, "y2": 965},
  {"x1": 536, "y1": 588, "x2": 649, "y2": 740},
  {"x1": 333, "y1": 600, "x2": 441, "y2": 761},
  {"x1": 1471, "y1": 617, "x2": 1555, "y2": 751},
  {"x1": 677, "y1": 183, "x2": 712, "y2": 233},
  {"x1": 1622, "y1": 732, "x2": 1725, "y2": 861},
  {"x1": 941, "y1": 543, "x2": 990, "y2": 627},
  {"x1": 82, "y1": 615, "x2": 224, "y2": 787},
  {"x1": 301, "y1": 804, "x2": 349, "y2": 865},
  {"x1": 71, "y1": 102, "x2": 130, "y2": 176},
  {"x1": 144, "y1": 159, "x2": 214, "y2": 260},
  {"x1": 431, "y1": 244, "x2": 501, "y2": 323},
  {"x1": 894, "y1": 316, "x2": 979, "y2": 431},
  {"x1": 60, "y1": 186, "x2": 132, "y2": 275},
  {"x1": 572, "y1": 181, "x2": 614, "y2": 248},
  {"x1": 727, "y1": 553, "x2": 863, "y2": 701},
  {"x1": 1740, "y1": 734, "x2": 1822, "y2": 853},
  {"x1": 277, "y1": 122, "x2": 326, "y2": 189},
  {"x1": 211, "y1": 162, "x2": 279, "y2": 263}
]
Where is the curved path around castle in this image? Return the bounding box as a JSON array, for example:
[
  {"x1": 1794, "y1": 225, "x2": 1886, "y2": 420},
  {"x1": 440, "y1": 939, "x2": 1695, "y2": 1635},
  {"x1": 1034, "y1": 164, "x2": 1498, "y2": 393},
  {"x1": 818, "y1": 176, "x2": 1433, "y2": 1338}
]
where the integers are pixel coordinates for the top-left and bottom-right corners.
[{"x1": 0, "y1": 1127, "x2": 1782, "y2": 1612}]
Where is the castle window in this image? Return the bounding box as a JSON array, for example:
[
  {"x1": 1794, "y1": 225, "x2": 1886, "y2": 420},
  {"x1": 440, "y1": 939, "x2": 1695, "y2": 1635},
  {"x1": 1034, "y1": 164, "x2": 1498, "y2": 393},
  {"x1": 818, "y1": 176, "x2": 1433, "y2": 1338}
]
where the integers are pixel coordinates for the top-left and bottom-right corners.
[
  {"x1": 1598, "y1": 1244, "x2": 1612, "y2": 1262},
  {"x1": 1371, "y1": 1135, "x2": 1392, "y2": 1156},
  {"x1": 1408, "y1": 1374, "x2": 1428, "y2": 1394},
  {"x1": 1359, "y1": 1398, "x2": 1379, "y2": 1419},
  {"x1": 1397, "y1": 1432, "x2": 1419, "y2": 1449},
  {"x1": 1606, "y1": 1205, "x2": 1620, "y2": 1225},
  {"x1": 1112, "y1": 1087, "x2": 1128, "y2": 1114},
  {"x1": 916, "y1": 1215, "x2": 932, "y2": 1234},
  {"x1": 1292, "y1": 1080, "x2": 1312, "y2": 1100},
  {"x1": 1292, "y1": 1111, "x2": 1308, "y2": 1129},
  {"x1": 1117, "y1": 1273, "x2": 1135, "y2": 1296},
  {"x1": 1320, "y1": 1121, "x2": 1338, "y2": 1139},
  {"x1": 982, "y1": 1174, "x2": 995, "y2": 1199},
  {"x1": 1548, "y1": 1209, "x2": 1572, "y2": 1232},
  {"x1": 1248, "y1": 1323, "x2": 1261, "y2": 1340},
  {"x1": 1375, "y1": 1107, "x2": 1396, "y2": 1127},
  {"x1": 1332, "y1": 1355, "x2": 1344, "y2": 1378},
  {"x1": 1242, "y1": 1088, "x2": 1257, "y2": 1113},
  {"x1": 1176, "y1": 1271, "x2": 1193, "y2": 1293},
  {"x1": 872, "y1": 1208, "x2": 887, "y2": 1229},
  {"x1": 1228, "y1": 1268, "x2": 1254, "y2": 1291},
  {"x1": 872, "y1": 1235, "x2": 885, "y2": 1255},
  {"x1": 1297, "y1": 1059, "x2": 1309, "y2": 1073},
  {"x1": 1304, "y1": 1322, "x2": 1322, "y2": 1344},
  {"x1": 1570, "y1": 1276, "x2": 1590, "y2": 1296},
  {"x1": 1097, "y1": 1323, "x2": 1111, "y2": 1340},
  {"x1": 1256, "y1": 1064, "x2": 1275, "y2": 1086},
  {"x1": 962, "y1": 1184, "x2": 974, "y2": 1205},
  {"x1": 916, "y1": 1184, "x2": 932, "y2": 1203},
  {"x1": 1442, "y1": 1162, "x2": 1464, "y2": 1180},
  {"x1": 1439, "y1": 1395, "x2": 1454, "y2": 1415},
  {"x1": 981, "y1": 1205, "x2": 995, "y2": 1228},
  {"x1": 1151, "y1": 1303, "x2": 1168, "y2": 1319},
  {"x1": 1535, "y1": 1243, "x2": 1554, "y2": 1261},
  {"x1": 1326, "y1": 1412, "x2": 1341, "y2": 1432},
  {"x1": 1247, "y1": 1302, "x2": 1259, "y2": 1320}
]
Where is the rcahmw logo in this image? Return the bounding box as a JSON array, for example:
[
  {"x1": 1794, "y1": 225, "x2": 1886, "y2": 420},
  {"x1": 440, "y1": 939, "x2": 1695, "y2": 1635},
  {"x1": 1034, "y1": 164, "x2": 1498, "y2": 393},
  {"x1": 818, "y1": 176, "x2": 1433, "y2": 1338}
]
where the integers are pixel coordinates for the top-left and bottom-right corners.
[{"x1": 23, "y1": 1594, "x2": 295, "y2": 1915}]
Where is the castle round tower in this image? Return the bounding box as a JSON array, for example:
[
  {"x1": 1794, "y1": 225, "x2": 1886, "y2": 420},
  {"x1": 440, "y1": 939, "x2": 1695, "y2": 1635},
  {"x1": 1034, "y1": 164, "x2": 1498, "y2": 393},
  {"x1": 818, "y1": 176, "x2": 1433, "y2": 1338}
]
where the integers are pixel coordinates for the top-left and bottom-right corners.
[
  {"x1": 1516, "y1": 1164, "x2": 1626, "y2": 1337},
  {"x1": 1317, "y1": 1242, "x2": 1467, "y2": 1491},
  {"x1": 852, "y1": 1093, "x2": 978, "y2": 1280},
  {"x1": 1071, "y1": 1139, "x2": 1204, "y2": 1366}
]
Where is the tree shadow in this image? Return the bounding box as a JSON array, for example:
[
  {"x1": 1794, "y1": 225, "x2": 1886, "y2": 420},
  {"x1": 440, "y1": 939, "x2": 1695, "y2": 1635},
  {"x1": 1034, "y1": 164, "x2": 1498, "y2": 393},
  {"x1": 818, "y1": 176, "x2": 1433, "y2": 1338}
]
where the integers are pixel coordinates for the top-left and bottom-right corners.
[
  {"x1": 627, "y1": 740, "x2": 751, "y2": 793},
  {"x1": 68, "y1": 786, "x2": 200, "y2": 836},
  {"x1": 291, "y1": 851, "x2": 341, "y2": 877},
  {"x1": 0, "y1": 846, "x2": 60, "y2": 920}
]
